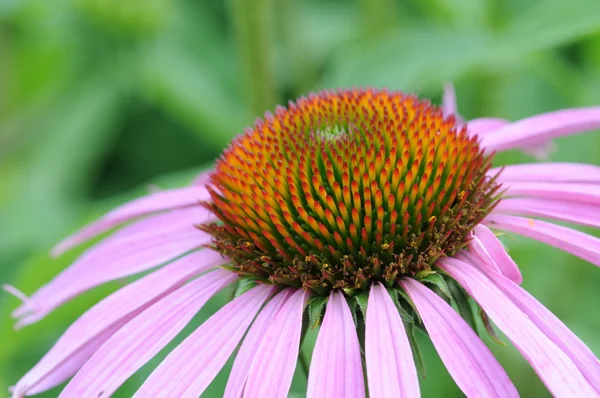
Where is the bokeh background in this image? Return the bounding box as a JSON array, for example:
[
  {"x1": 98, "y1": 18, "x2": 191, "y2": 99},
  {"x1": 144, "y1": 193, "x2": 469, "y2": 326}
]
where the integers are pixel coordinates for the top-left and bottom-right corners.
[{"x1": 1, "y1": 0, "x2": 600, "y2": 396}]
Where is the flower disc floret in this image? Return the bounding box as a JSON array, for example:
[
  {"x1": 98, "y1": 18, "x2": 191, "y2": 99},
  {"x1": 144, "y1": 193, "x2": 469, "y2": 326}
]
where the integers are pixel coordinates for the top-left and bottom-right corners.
[{"x1": 204, "y1": 89, "x2": 500, "y2": 295}]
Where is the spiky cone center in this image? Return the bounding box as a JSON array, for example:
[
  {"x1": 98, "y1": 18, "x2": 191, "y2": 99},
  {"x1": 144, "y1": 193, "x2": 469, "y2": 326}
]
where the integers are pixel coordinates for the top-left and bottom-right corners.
[{"x1": 203, "y1": 89, "x2": 501, "y2": 296}]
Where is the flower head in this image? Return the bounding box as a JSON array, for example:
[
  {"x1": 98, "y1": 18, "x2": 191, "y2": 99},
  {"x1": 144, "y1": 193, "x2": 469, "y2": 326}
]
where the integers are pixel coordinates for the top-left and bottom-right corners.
[
  {"x1": 205, "y1": 89, "x2": 500, "y2": 293},
  {"x1": 5, "y1": 86, "x2": 600, "y2": 398}
]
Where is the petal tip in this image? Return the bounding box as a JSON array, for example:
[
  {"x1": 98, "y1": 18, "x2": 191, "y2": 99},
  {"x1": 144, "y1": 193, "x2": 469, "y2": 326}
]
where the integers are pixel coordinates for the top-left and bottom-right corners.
[{"x1": 3, "y1": 284, "x2": 30, "y2": 303}]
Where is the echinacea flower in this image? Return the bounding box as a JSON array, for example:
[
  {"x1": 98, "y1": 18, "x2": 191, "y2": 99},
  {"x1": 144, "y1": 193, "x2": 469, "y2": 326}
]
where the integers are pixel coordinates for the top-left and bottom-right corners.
[{"x1": 5, "y1": 87, "x2": 600, "y2": 398}]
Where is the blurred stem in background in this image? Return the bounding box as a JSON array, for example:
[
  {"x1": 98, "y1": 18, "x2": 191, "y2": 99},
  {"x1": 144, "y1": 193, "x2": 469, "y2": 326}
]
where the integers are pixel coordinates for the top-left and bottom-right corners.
[
  {"x1": 276, "y1": 0, "x2": 317, "y2": 96},
  {"x1": 229, "y1": 0, "x2": 278, "y2": 115}
]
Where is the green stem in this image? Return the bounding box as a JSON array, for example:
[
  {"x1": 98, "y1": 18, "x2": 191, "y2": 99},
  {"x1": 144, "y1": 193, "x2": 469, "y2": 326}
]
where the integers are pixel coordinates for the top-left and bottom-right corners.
[
  {"x1": 299, "y1": 349, "x2": 310, "y2": 378},
  {"x1": 276, "y1": 0, "x2": 316, "y2": 95},
  {"x1": 298, "y1": 309, "x2": 310, "y2": 380},
  {"x1": 229, "y1": 0, "x2": 278, "y2": 115},
  {"x1": 357, "y1": 312, "x2": 370, "y2": 397}
]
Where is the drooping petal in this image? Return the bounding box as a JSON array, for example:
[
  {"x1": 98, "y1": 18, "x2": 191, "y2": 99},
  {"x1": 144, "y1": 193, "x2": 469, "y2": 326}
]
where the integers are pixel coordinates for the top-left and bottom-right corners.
[
  {"x1": 11, "y1": 250, "x2": 227, "y2": 397},
  {"x1": 485, "y1": 214, "x2": 600, "y2": 267},
  {"x1": 439, "y1": 258, "x2": 598, "y2": 396},
  {"x1": 224, "y1": 289, "x2": 294, "y2": 398},
  {"x1": 400, "y1": 278, "x2": 518, "y2": 398},
  {"x1": 365, "y1": 283, "x2": 419, "y2": 398},
  {"x1": 133, "y1": 284, "x2": 273, "y2": 398},
  {"x1": 59, "y1": 269, "x2": 237, "y2": 398},
  {"x1": 243, "y1": 288, "x2": 308, "y2": 398},
  {"x1": 442, "y1": 83, "x2": 459, "y2": 119},
  {"x1": 468, "y1": 257, "x2": 600, "y2": 393},
  {"x1": 490, "y1": 162, "x2": 600, "y2": 184},
  {"x1": 503, "y1": 182, "x2": 600, "y2": 205},
  {"x1": 13, "y1": 207, "x2": 213, "y2": 324},
  {"x1": 481, "y1": 107, "x2": 600, "y2": 152},
  {"x1": 494, "y1": 198, "x2": 600, "y2": 228},
  {"x1": 468, "y1": 236, "x2": 503, "y2": 274},
  {"x1": 466, "y1": 117, "x2": 509, "y2": 137},
  {"x1": 307, "y1": 291, "x2": 365, "y2": 398},
  {"x1": 52, "y1": 185, "x2": 210, "y2": 256},
  {"x1": 472, "y1": 224, "x2": 522, "y2": 283}
]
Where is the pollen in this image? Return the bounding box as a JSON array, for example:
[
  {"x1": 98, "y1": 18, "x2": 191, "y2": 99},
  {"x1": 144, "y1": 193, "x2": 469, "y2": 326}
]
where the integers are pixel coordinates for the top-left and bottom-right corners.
[{"x1": 203, "y1": 89, "x2": 500, "y2": 295}]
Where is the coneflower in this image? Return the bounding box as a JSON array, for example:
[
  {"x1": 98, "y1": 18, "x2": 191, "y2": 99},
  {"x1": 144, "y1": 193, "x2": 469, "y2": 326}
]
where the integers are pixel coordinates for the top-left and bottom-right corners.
[{"x1": 5, "y1": 87, "x2": 600, "y2": 397}]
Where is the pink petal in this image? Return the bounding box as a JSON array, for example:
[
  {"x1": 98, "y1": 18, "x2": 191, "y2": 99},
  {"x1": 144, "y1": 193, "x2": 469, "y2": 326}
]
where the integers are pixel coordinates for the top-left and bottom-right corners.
[
  {"x1": 466, "y1": 117, "x2": 509, "y2": 137},
  {"x1": 442, "y1": 83, "x2": 459, "y2": 118},
  {"x1": 465, "y1": 250, "x2": 600, "y2": 392},
  {"x1": 466, "y1": 118, "x2": 554, "y2": 159},
  {"x1": 52, "y1": 185, "x2": 210, "y2": 256},
  {"x1": 472, "y1": 224, "x2": 522, "y2": 284},
  {"x1": 502, "y1": 182, "x2": 600, "y2": 205},
  {"x1": 243, "y1": 288, "x2": 309, "y2": 398},
  {"x1": 11, "y1": 250, "x2": 226, "y2": 396},
  {"x1": 480, "y1": 107, "x2": 600, "y2": 152},
  {"x1": 224, "y1": 289, "x2": 294, "y2": 398},
  {"x1": 491, "y1": 162, "x2": 600, "y2": 184},
  {"x1": 102, "y1": 204, "x2": 213, "y2": 244},
  {"x1": 466, "y1": 253, "x2": 600, "y2": 393},
  {"x1": 59, "y1": 269, "x2": 237, "y2": 397},
  {"x1": 439, "y1": 258, "x2": 598, "y2": 396},
  {"x1": 12, "y1": 322, "x2": 127, "y2": 397},
  {"x1": 400, "y1": 278, "x2": 518, "y2": 397},
  {"x1": 494, "y1": 198, "x2": 600, "y2": 229},
  {"x1": 133, "y1": 284, "x2": 274, "y2": 398},
  {"x1": 13, "y1": 207, "x2": 213, "y2": 324},
  {"x1": 365, "y1": 283, "x2": 419, "y2": 398},
  {"x1": 522, "y1": 141, "x2": 556, "y2": 160},
  {"x1": 468, "y1": 236, "x2": 503, "y2": 274},
  {"x1": 485, "y1": 214, "x2": 600, "y2": 267},
  {"x1": 307, "y1": 291, "x2": 365, "y2": 398}
]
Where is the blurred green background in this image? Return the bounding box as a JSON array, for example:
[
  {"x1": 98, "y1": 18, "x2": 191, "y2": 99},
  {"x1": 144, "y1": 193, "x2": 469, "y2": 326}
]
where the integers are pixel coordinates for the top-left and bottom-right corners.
[{"x1": 1, "y1": 0, "x2": 600, "y2": 396}]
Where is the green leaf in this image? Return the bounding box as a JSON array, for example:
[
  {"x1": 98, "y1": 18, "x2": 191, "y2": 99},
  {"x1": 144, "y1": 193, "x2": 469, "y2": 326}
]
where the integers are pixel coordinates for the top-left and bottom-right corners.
[
  {"x1": 447, "y1": 279, "x2": 478, "y2": 333},
  {"x1": 396, "y1": 287, "x2": 421, "y2": 321},
  {"x1": 141, "y1": 41, "x2": 249, "y2": 150},
  {"x1": 501, "y1": 0, "x2": 600, "y2": 53},
  {"x1": 406, "y1": 323, "x2": 427, "y2": 379},
  {"x1": 2, "y1": 73, "x2": 123, "y2": 250},
  {"x1": 417, "y1": 272, "x2": 452, "y2": 300},
  {"x1": 390, "y1": 288, "x2": 416, "y2": 324},
  {"x1": 354, "y1": 291, "x2": 369, "y2": 318},
  {"x1": 233, "y1": 278, "x2": 258, "y2": 298},
  {"x1": 307, "y1": 295, "x2": 328, "y2": 329},
  {"x1": 322, "y1": 0, "x2": 600, "y2": 91},
  {"x1": 480, "y1": 308, "x2": 506, "y2": 346}
]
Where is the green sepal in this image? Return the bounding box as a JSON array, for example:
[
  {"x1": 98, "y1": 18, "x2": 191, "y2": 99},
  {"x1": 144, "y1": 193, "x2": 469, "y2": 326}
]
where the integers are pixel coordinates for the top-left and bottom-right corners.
[
  {"x1": 233, "y1": 278, "x2": 258, "y2": 298},
  {"x1": 414, "y1": 269, "x2": 436, "y2": 279},
  {"x1": 307, "y1": 296, "x2": 328, "y2": 329},
  {"x1": 394, "y1": 288, "x2": 420, "y2": 324},
  {"x1": 347, "y1": 295, "x2": 359, "y2": 324},
  {"x1": 417, "y1": 272, "x2": 452, "y2": 300},
  {"x1": 220, "y1": 263, "x2": 239, "y2": 273},
  {"x1": 354, "y1": 291, "x2": 369, "y2": 318},
  {"x1": 406, "y1": 323, "x2": 427, "y2": 379},
  {"x1": 480, "y1": 308, "x2": 506, "y2": 346},
  {"x1": 447, "y1": 278, "x2": 479, "y2": 333},
  {"x1": 387, "y1": 288, "x2": 415, "y2": 324}
]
